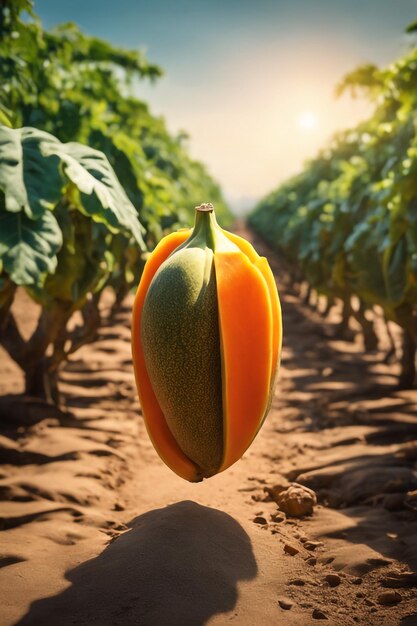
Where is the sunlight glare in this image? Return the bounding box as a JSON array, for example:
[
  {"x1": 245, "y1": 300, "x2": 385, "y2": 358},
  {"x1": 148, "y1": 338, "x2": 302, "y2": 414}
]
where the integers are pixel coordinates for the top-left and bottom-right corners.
[{"x1": 298, "y1": 111, "x2": 319, "y2": 131}]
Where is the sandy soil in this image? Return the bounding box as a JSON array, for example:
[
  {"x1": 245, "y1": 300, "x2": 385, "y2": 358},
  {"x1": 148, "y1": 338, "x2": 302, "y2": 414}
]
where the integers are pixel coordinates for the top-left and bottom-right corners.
[{"x1": 0, "y1": 226, "x2": 417, "y2": 626}]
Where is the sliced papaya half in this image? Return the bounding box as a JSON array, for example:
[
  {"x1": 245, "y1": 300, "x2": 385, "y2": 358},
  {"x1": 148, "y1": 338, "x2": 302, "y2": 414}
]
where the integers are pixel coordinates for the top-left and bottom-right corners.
[{"x1": 214, "y1": 250, "x2": 273, "y2": 472}]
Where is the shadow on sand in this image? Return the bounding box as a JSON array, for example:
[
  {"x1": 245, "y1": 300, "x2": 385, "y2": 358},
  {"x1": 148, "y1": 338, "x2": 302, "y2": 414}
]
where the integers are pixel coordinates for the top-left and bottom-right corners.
[{"x1": 17, "y1": 501, "x2": 257, "y2": 626}]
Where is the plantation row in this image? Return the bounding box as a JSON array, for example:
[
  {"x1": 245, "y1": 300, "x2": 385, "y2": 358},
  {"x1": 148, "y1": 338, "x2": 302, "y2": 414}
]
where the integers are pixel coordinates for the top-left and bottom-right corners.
[
  {"x1": 249, "y1": 37, "x2": 417, "y2": 387},
  {"x1": 0, "y1": 0, "x2": 231, "y2": 404}
]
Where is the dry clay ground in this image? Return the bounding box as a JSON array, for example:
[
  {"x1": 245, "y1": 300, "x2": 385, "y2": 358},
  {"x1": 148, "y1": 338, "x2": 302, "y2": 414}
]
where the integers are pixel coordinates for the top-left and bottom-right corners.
[{"x1": 0, "y1": 226, "x2": 417, "y2": 626}]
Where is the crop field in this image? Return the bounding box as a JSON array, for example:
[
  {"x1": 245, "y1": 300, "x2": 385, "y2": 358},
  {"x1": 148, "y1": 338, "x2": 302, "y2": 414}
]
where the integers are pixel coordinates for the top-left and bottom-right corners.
[{"x1": 1, "y1": 3, "x2": 417, "y2": 626}]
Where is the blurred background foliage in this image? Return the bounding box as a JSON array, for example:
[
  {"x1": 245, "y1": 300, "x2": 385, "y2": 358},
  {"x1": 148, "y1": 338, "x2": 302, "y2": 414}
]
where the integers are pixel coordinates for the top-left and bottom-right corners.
[{"x1": 250, "y1": 36, "x2": 417, "y2": 386}]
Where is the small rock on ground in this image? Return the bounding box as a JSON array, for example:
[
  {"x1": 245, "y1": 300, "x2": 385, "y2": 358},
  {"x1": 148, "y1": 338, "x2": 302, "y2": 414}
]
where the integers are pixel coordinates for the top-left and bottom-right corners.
[
  {"x1": 324, "y1": 574, "x2": 341, "y2": 587},
  {"x1": 377, "y1": 591, "x2": 402, "y2": 605},
  {"x1": 270, "y1": 483, "x2": 317, "y2": 517},
  {"x1": 284, "y1": 543, "x2": 299, "y2": 556},
  {"x1": 278, "y1": 598, "x2": 293, "y2": 610}
]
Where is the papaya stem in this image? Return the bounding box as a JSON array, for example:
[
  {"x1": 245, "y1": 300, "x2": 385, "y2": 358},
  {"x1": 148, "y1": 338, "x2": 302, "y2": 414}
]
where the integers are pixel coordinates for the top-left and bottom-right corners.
[
  {"x1": 195, "y1": 203, "x2": 214, "y2": 213},
  {"x1": 190, "y1": 205, "x2": 237, "y2": 254},
  {"x1": 192, "y1": 206, "x2": 217, "y2": 250},
  {"x1": 174, "y1": 203, "x2": 237, "y2": 254}
]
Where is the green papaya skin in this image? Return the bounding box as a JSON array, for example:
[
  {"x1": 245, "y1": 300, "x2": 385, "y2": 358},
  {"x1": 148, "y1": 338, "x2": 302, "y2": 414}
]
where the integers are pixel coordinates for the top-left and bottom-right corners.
[{"x1": 141, "y1": 246, "x2": 224, "y2": 475}]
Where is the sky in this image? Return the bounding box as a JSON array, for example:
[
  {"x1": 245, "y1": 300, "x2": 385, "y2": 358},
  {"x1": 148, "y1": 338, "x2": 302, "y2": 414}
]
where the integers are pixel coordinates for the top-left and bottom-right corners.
[{"x1": 36, "y1": 0, "x2": 417, "y2": 212}]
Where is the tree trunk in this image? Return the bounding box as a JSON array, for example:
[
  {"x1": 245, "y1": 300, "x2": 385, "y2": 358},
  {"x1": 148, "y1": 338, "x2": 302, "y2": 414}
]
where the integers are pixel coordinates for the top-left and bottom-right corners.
[
  {"x1": 25, "y1": 357, "x2": 60, "y2": 404},
  {"x1": 303, "y1": 284, "x2": 312, "y2": 306},
  {"x1": 110, "y1": 283, "x2": 129, "y2": 319},
  {"x1": 382, "y1": 318, "x2": 397, "y2": 364},
  {"x1": 22, "y1": 303, "x2": 71, "y2": 405},
  {"x1": 353, "y1": 301, "x2": 379, "y2": 351},
  {"x1": 336, "y1": 298, "x2": 355, "y2": 341},
  {"x1": 399, "y1": 330, "x2": 416, "y2": 389},
  {"x1": 1, "y1": 292, "x2": 103, "y2": 407}
]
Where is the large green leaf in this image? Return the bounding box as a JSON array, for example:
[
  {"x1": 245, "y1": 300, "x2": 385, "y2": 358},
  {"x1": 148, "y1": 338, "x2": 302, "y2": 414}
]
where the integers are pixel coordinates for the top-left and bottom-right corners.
[
  {"x1": 41, "y1": 136, "x2": 146, "y2": 249},
  {"x1": 0, "y1": 125, "x2": 146, "y2": 247},
  {"x1": 0, "y1": 209, "x2": 62, "y2": 285},
  {"x1": 0, "y1": 125, "x2": 62, "y2": 218}
]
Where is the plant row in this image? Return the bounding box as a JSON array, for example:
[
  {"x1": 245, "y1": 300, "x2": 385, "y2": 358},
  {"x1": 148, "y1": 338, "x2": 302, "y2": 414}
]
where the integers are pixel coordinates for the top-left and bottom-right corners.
[
  {"x1": 0, "y1": 1, "x2": 231, "y2": 404},
  {"x1": 250, "y1": 41, "x2": 417, "y2": 386}
]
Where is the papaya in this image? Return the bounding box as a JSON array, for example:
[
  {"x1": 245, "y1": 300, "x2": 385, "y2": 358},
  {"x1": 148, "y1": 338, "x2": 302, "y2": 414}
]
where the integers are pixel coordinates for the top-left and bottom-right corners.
[{"x1": 131, "y1": 203, "x2": 282, "y2": 482}]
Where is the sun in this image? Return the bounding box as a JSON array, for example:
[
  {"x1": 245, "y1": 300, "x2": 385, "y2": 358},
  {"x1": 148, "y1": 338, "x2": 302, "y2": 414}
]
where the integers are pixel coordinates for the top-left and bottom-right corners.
[{"x1": 298, "y1": 111, "x2": 319, "y2": 131}]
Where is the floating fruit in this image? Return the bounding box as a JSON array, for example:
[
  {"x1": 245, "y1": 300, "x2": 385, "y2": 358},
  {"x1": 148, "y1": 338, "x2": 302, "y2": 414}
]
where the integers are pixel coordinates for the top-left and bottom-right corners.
[{"x1": 131, "y1": 203, "x2": 282, "y2": 481}]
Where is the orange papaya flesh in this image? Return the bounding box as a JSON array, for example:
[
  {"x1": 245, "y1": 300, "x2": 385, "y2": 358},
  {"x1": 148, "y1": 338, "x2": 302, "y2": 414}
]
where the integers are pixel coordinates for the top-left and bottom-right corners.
[
  {"x1": 220, "y1": 229, "x2": 260, "y2": 263},
  {"x1": 221, "y1": 229, "x2": 282, "y2": 394},
  {"x1": 255, "y1": 257, "x2": 282, "y2": 384},
  {"x1": 219, "y1": 232, "x2": 282, "y2": 442},
  {"x1": 214, "y1": 251, "x2": 273, "y2": 472},
  {"x1": 253, "y1": 257, "x2": 282, "y2": 432},
  {"x1": 131, "y1": 229, "x2": 203, "y2": 482}
]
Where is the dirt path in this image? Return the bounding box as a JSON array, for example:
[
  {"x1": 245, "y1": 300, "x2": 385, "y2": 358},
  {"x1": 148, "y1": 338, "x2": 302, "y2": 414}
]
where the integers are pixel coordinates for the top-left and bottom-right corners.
[{"x1": 0, "y1": 226, "x2": 417, "y2": 626}]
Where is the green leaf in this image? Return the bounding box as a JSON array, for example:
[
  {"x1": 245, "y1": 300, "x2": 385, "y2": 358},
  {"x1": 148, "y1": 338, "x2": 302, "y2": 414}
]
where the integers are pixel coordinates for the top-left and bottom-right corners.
[
  {"x1": 0, "y1": 109, "x2": 12, "y2": 128},
  {"x1": 0, "y1": 125, "x2": 146, "y2": 248},
  {"x1": 0, "y1": 125, "x2": 63, "y2": 218},
  {"x1": 42, "y1": 138, "x2": 146, "y2": 249},
  {"x1": 0, "y1": 209, "x2": 62, "y2": 285}
]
